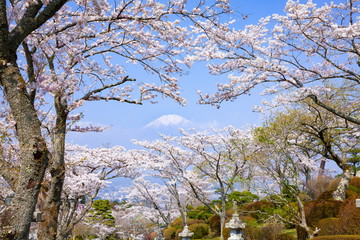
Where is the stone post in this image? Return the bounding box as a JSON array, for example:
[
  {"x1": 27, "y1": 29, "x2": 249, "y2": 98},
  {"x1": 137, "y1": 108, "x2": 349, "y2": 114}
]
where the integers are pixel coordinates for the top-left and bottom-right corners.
[
  {"x1": 225, "y1": 201, "x2": 246, "y2": 240},
  {"x1": 178, "y1": 225, "x2": 194, "y2": 240},
  {"x1": 356, "y1": 199, "x2": 360, "y2": 208}
]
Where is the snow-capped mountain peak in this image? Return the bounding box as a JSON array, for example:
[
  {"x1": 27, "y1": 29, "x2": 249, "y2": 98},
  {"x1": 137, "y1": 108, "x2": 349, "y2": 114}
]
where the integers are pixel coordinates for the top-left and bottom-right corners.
[{"x1": 145, "y1": 114, "x2": 191, "y2": 128}]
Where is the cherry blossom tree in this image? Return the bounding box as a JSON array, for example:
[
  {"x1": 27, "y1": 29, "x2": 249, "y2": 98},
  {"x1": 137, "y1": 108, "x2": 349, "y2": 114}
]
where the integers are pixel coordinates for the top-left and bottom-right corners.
[
  {"x1": 0, "y1": 0, "x2": 232, "y2": 239},
  {"x1": 0, "y1": 143, "x2": 140, "y2": 239},
  {"x1": 198, "y1": 0, "x2": 360, "y2": 125},
  {"x1": 130, "y1": 137, "x2": 198, "y2": 226},
  {"x1": 54, "y1": 144, "x2": 141, "y2": 240},
  {"x1": 179, "y1": 127, "x2": 258, "y2": 239},
  {"x1": 122, "y1": 178, "x2": 180, "y2": 227},
  {"x1": 253, "y1": 120, "x2": 321, "y2": 239},
  {"x1": 134, "y1": 126, "x2": 258, "y2": 239},
  {"x1": 257, "y1": 98, "x2": 359, "y2": 201},
  {"x1": 252, "y1": 94, "x2": 359, "y2": 236},
  {"x1": 113, "y1": 204, "x2": 154, "y2": 240}
]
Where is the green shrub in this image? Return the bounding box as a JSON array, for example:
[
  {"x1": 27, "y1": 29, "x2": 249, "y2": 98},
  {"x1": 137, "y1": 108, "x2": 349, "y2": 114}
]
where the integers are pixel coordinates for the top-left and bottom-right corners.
[
  {"x1": 312, "y1": 235, "x2": 360, "y2": 240},
  {"x1": 299, "y1": 193, "x2": 312, "y2": 202},
  {"x1": 346, "y1": 189, "x2": 360, "y2": 199},
  {"x1": 243, "y1": 225, "x2": 258, "y2": 240},
  {"x1": 170, "y1": 218, "x2": 183, "y2": 229},
  {"x1": 338, "y1": 198, "x2": 360, "y2": 235},
  {"x1": 186, "y1": 205, "x2": 194, "y2": 211},
  {"x1": 349, "y1": 177, "x2": 360, "y2": 189},
  {"x1": 316, "y1": 191, "x2": 335, "y2": 201},
  {"x1": 187, "y1": 205, "x2": 213, "y2": 221},
  {"x1": 208, "y1": 214, "x2": 220, "y2": 235},
  {"x1": 245, "y1": 225, "x2": 295, "y2": 240},
  {"x1": 87, "y1": 199, "x2": 115, "y2": 226},
  {"x1": 227, "y1": 191, "x2": 259, "y2": 204},
  {"x1": 305, "y1": 199, "x2": 342, "y2": 227},
  {"x1": 169, "y1": 218, "x2": 206, "y2": 231},
  {"x1": 316, "y1": 218, "x2": 340, "y2": 236},
  {"x1": 163, "y1": 227, "x2": 177, "y2": 240},
  {"x1": 252, "y1": 223, "x2": 285, "y2": 240},
  {"x1": 188, "y1": 223, "x2": 210, "y2": 239},
  {"x1": 186, "y1": 211, "x2": 198, "y2": 219},
  {"x1": 240, "y1": 215, "x2": 259, "y2": 227},
  {"x1": 347, "y1": 185, "x2": 360, "y2": 194},
  {"x1": 241, "y1": 200, "x2": 275, "y2": 220},
  {"x1": 188, "y1": 219, "x2": 205, "y2": 225},
  {"x1": 278, "y1": 233, "x2": 296, "y2": 240}
]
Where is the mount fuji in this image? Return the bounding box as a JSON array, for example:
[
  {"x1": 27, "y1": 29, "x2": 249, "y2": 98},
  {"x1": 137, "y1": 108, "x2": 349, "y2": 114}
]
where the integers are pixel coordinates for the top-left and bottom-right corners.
[{"x1": 144, "y1": 114, "x2": 192, "y2": 128}]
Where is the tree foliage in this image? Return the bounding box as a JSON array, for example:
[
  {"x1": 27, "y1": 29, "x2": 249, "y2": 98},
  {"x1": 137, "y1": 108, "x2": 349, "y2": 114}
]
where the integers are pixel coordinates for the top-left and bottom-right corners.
[
  {"x1": 0, "y1": 0, "x2": 232, "y2": 239},
  {"x1": 198, "y1": 0, "x2": 360, "y2": 126}
]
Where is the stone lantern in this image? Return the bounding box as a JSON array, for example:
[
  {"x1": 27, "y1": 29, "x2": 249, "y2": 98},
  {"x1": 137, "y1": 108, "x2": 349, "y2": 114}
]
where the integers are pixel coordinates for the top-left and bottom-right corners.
[
  {"x1": 178, "y1": 225, "x2": 194, "y2": 240},
  {"x1": 225, "y1": 201, "x2": 246, "y2": 240}
]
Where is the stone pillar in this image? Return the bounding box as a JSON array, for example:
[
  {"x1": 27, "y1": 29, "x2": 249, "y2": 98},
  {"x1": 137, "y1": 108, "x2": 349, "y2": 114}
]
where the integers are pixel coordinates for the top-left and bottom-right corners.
[
  {"x1": 356, "y1": 199, "x2": 360, "y2": 208},
  {"x1": 225, "y1": 202, "x2": 246, "y2": 240},
  {"x1": 178, "y1": 225, "x2": 194, "y2": 240}
]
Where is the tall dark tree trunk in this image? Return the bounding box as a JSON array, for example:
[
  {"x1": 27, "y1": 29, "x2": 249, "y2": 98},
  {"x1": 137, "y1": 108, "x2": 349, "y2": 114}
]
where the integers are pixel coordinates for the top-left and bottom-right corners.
[
  {"x1": 38, "y1": 95, "x2": 68, "y2": 240},
  {"x1": 1, "y1": 63, "x2": 50, "y2": 239},
  {"x1": 0, "y1": 1, "x2": 68, "y2": 238}
]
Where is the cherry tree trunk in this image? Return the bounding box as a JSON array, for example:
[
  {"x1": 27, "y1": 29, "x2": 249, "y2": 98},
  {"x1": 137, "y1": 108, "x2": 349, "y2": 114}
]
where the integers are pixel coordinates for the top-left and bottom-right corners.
[
  {"x1": 219, "y1": 214, "x2": 225, "y2": 240},
  {"x1": 296, "y1": 196, "x2": 319, "y2": 239},
  {"x1": 0, "y1": 63, "x2": 50, "y2": 239},
  {"x1": 38, "y1": 96, "x2": 68, "y2": 240},
  {"x1": 219, "y1": 202, "x2": 227, "y2": 240},
  {"x1": 332, "y1": 165, "x2": 352, "y2": 201}
]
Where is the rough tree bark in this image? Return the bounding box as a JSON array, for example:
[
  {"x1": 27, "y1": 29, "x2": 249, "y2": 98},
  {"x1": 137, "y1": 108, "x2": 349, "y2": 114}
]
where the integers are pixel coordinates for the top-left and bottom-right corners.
[
  {"x1": 1, "y1": 60, "x2": 50, "y2": 240},
  {"x1": 38, "y1": 94, "x2": 68, "y2": 240},
  {"x1": 0, "y1": 0, "x2": 68, "y2": 239},
  {"x1": 333, "y1": 165, "x2": 352, "y2": 201}
]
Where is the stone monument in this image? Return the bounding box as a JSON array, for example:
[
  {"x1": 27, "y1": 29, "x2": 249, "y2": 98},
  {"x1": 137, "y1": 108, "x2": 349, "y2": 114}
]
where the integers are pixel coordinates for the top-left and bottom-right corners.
[
  {"x1": 225, "y1": 201, "x2": 246, "y2": 240},
  {"x1": 179, "y1": 225, "x2": 194, "y2": 240}
]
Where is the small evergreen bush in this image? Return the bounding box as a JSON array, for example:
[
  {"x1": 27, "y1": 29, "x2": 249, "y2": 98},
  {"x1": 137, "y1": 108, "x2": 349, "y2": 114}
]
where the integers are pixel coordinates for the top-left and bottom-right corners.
[
  {"x1": 252, "y1": 223, "x2": 286, "y2": 240},
  {"x1": 338, "y1": 198, "x2": 360, "y2": 235},
  {"x1": 163, "y1": 227, "x2": 177, "y2": 240},
  {"x1": 316, "y1": 218, "x2": 340, "y2": 236},
  {"x1": 349, "y1": 177, "x2": 360, "y2": 189},
  {"x1": 187, "y1": 219, "x2": 205, "y2": 225},
  {"x1": 347, "y1": 185, "x2": 360, "y2": 194},
  {"x1": 208, "y1": 214, "x2": 220, "y2": 235},
  {"x1": 188, "y1": 223, "x2": 210, "y2": 239},
  {"x1": 305, "y1": 199, "x2": 342, "y2": 227},
  {"x1": 312, "y1": 236, "x2": 360, "y2": 240},
  {"x1": 241, "y1": 200, "x2": 275, "y2": 220},
  {"x1": 170, "y1": 218, "x2": 182, "y2": 229},
  {"x1": 316, "y1": 191, "x2": 335, "y2": 201}
]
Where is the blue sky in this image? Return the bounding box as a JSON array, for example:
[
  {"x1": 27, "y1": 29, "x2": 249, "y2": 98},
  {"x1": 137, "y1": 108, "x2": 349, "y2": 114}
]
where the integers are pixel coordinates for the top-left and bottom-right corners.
[{"x1": 67, "y1": 0, "x2": 327, "y2": 149}]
